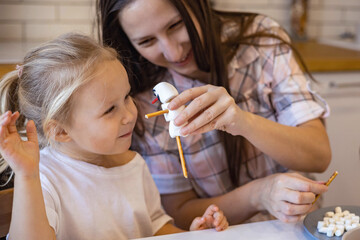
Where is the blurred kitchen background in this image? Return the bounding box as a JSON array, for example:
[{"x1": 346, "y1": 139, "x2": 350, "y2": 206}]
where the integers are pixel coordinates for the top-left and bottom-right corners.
[{"x1": 0, "y1": 0, "x2": 359, "y2": 206}]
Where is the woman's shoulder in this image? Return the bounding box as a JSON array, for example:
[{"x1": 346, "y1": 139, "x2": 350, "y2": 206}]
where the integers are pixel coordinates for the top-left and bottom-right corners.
[
  {"x1": 248, "y1": 15, "x2": 289, "y2": 42},
  {"x1": 251, "y1": 14, "x2": 281, "y2": 30},
  {"x1": 221, "y1": 14, "x2": 289, "y2": 45}
]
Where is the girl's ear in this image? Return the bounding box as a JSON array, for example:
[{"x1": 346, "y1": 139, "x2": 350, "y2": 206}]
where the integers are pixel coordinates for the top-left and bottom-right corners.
[{"x1": 45, "y1": 120, "x2": 72, "y2": 143}]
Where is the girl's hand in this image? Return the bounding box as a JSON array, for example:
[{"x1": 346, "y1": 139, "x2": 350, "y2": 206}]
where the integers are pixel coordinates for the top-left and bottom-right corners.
[
  {"x1": 0, "y1": 111, "x2": 40, "y2": 178},
  {"x1": 189, "y1": 204, "x2": 228, "y2": 231},
  {"x1": 255, "y1": 172, "x2": 328, "y2": 222},
  {"x1": 168, "y1": 85, "x2": 243, "y2": 136}
]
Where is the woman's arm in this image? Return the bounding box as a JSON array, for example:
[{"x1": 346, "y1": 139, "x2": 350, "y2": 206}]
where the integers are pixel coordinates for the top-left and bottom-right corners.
[
  {"x1": 0, "y1": 111, "x2": 55, "y2": 240},
  {"x1": 161, "y1": 172, "x2": 328, "y2": 229},
  {"x1": 168, "y1": 85, "x2": 331, "y2": 172},
  {"x1": 234, "y1": 111, "x2": 331, "y2": 173}
]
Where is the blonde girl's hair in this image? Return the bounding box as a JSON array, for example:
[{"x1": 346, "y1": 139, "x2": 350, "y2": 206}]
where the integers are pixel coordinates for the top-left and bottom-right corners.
[{"x1": 0, "y1": 33, "x2": 118, "y2": 183}]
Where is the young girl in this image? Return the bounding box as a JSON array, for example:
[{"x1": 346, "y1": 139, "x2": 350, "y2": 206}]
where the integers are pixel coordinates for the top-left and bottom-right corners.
[
  {"x1": 97, "y1": 0, "x2": 331, "y2": 227},
  {"x1": 0, "y1": 33, "x2": 228, "y2": 240}
]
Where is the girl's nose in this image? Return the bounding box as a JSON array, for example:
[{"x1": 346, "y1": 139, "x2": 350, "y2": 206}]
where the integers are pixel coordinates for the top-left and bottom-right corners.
[
  {"x1": 160, "y1": 38, "x2": 182, "y2": 62},
  {"x1": 121, "y1": 104, "x2": 136, "y2": 125}
]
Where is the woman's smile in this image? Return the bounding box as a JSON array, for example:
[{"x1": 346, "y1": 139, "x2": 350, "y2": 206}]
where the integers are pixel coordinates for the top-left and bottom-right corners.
[{"x1": 172, "y1": 50, "x2": 192, "y2": 67}]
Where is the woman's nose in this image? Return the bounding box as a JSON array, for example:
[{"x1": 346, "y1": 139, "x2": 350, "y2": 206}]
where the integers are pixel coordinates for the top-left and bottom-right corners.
[{"x1": 160, "y1": 38, "x2": 182, "y2": 62}]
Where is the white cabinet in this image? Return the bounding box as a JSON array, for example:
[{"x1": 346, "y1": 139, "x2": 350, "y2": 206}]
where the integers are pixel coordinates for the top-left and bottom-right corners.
[{"x1": 312, "y1": 72, "x2": 360, "y2": 206}]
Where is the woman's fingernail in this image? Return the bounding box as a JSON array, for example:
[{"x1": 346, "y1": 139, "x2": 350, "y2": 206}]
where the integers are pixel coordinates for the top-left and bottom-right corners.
[
  {"x1": 180, "y1": 128, "x2": 188, "y2": 136},
  {"x1": 174, "y1": 118, "x2": 183, "y2": 126},
  {"x1": 168, "y1": 102, "x2": 175, "y2": 110}
]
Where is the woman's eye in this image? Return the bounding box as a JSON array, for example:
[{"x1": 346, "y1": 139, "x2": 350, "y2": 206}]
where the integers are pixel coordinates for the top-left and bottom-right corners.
[
  {"x1": 169, "y1": 20, "x2": 183, "y2": 30},
  {"x1": 138, "y1": 38, "x2": 154, "y2": 46},
  {"x1": 104, "y1": 106, "x2": 115, "y2": 115}
]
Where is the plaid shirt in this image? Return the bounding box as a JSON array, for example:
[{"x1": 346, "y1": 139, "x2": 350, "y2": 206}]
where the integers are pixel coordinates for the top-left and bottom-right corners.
[{"x1": 132, "y1": 15, "x2": 329, "y2": 201}]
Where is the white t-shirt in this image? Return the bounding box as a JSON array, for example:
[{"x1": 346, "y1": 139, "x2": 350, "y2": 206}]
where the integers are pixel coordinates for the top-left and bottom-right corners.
[{"x1": 38, "y1": 147, "x2": 172, "y2": 240}]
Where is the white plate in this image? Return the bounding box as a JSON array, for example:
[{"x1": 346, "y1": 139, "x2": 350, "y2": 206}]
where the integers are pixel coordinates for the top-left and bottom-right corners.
[{"x1": 303, "y1": 205, "x2": 360, "y2": 240}]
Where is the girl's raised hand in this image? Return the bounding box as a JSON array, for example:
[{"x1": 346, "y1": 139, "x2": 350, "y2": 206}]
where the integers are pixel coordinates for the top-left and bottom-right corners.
[
  {"x1": 0, "y1": 111, "x2": 40, "y2": 177},
  {"x1": 168, "y1": 85, "x2": 242, "y2": 136},
  {"x1": 189, "y1": 204, "x2": 228, "y2": 231}
]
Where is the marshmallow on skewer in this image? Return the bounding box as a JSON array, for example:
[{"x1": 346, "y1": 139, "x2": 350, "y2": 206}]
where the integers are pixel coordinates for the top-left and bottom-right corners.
[
  {"x1": 152, "y1": 82, "x2": 188, "y2": 138},
  {"x1": 147, "y1": 82, "x2": 188, "y2": 178}
]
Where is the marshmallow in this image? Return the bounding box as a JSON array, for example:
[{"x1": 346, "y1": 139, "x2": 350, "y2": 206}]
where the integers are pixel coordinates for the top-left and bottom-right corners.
[
  {"x1": 152, "y1": 82, "x2": 188, "y2": 138},
  {"x1": 317, "y1": 207, "x2": 359, "y2": 237}
]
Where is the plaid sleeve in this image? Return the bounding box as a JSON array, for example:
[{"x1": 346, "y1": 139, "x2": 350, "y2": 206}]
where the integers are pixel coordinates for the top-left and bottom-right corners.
[
  {"x1": 251, "y1": 16, "x2": 330, "y2": 126},
  {"x1": 269, "y1": 42, "x2": 329, "y2": 126}
]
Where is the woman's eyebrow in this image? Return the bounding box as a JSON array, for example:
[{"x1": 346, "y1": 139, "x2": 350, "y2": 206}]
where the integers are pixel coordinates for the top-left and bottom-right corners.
[{"x1": 130, "y1": 14, "x2": 182, "y2": 42}]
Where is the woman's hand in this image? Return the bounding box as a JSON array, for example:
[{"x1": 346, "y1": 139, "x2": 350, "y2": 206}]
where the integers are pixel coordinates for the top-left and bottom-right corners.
[
  {"x1": 189, "y1": 204, "x2": 228, "y2": 231},
  {"x1": 0, "y1": 111, "x2": 40, "y2": 178},
  {"x1": 253, "y1": 172, "x2": 328, "y2": 222},
  {"x1": 168, "y1": 85, "x2": 243, "y2": 136}
]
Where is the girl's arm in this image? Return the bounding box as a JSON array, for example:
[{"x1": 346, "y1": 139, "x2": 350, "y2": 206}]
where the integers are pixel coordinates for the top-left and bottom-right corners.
[
  {"x1": 0, "y1": 111, "x2": 55, "y2": 240},
  {"x1": 161, "y1": 172, "x2": 328, "y2": 229},
  {"x1": 10, "y1": 174, "x2": 56, "y2": 240},
  {"x1": 167, "y1": 85, "x2": 331, "y2": 173}
]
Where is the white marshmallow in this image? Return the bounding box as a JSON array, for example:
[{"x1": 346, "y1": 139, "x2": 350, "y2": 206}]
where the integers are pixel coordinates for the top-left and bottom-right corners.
[
  {"x1": 318, "y1": 227, "x2": 328, "y2": 233},
  {"x1": 325, "y1": 211, "x2": 334, "y2": 217},
  {"x1": 317, "y1": 207, "x2": 360, "y2": 237},
  {"x1": 326, "y1": 228, "x2": 335, "y2": 237},
  {"x1": 335, "y1": 207, "x2": 342, "y2": 214},
  {"x1": 152, "y1": 82, "x2": 188, "y2": 138},
  {"x1": 153, "y1": 82, "x2": 179, "y2": 103},
  {"x1": 328, "y1": 224, "x2": 336, "y2": 230},
  {"x1": 335, "y1": 228, "x2": 344, "y2": 237},
  {"x1": 317, "y1": 221, "x2": 326, "y2": 229}
]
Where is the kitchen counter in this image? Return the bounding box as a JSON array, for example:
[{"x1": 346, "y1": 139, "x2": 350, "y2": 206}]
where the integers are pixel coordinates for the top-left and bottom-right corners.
[
  {"x1": 0, "y1": 64, "x2": 16, "y2": 78},
  {"x1": 293, "y1": 40, "x2": 360, "y2": 72},
  {"x1": 1, "y1": 40, "x2": 360, "y2": 77}
]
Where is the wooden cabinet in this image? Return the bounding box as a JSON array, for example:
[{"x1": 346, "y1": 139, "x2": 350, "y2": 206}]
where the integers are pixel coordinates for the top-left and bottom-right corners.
[
  {"x1": 0, "y1": 65, "x2": 16, "y2": 238},
  {"x1": 0, "y1": 64, "x2": 16, "y2": 78},
  {"x1": 0, "y1": 188, "x2": 13, "y2": 238},
  {"x1": 312, "y1": 72, "x2": 360, "y2": 206}
]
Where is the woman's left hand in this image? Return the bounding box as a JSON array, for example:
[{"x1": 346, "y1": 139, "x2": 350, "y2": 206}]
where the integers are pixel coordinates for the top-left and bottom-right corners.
[{"x1": 168, "y1": 84, "x2": 242, "y2": 136}]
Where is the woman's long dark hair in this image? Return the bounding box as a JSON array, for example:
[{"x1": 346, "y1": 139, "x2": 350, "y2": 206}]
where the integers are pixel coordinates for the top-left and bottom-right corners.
[{"x1": 96, "y1": 0, "x2": 314, "y2": 186}]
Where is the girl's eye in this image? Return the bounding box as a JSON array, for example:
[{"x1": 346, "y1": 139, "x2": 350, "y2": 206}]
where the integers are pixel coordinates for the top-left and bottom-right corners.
[{"x1": 104, "y1": 106, "x2": 115, "y2": 115}]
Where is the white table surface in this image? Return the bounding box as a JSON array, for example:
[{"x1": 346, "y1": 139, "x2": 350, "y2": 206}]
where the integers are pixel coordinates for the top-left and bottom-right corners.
[{"x1": 135, "y1": 220, "x2": 314, "y2": 240}]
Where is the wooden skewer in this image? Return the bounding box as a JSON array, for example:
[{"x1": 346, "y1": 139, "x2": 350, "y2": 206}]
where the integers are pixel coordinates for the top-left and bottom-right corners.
[
  {"x1": 176, "y1": 136, "x2": 187, "y2": 178},
  {"x1": 144, "y1": 109, "x2": 169, "y2": 119},
  {"x1": 312, "y1": 171, "x2": 338, "y2": 204}
]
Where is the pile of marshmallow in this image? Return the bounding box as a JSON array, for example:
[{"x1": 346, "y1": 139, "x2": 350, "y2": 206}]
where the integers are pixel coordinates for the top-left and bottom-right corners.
[{"x1": 317, "y1": 206, "x2": 360, "y2": 237}]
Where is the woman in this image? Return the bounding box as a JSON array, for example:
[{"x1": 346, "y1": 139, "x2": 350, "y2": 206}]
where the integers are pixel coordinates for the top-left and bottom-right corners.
[{"x1": 97, "y1": 0, "x2": 331, "y2": 229}]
